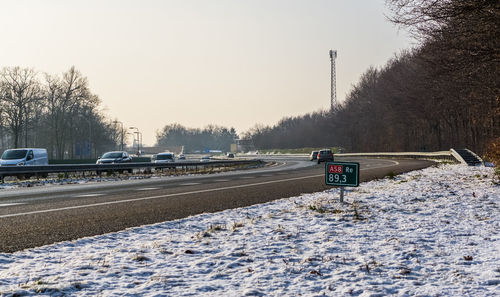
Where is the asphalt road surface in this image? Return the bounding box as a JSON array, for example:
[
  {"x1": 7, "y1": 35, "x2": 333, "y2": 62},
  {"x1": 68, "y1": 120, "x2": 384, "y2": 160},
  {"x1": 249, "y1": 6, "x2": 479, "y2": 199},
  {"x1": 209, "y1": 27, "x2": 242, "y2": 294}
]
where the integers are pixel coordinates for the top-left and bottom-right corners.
[{"x1": 0, "y1": 157, "x2": 434, "y2": 252}]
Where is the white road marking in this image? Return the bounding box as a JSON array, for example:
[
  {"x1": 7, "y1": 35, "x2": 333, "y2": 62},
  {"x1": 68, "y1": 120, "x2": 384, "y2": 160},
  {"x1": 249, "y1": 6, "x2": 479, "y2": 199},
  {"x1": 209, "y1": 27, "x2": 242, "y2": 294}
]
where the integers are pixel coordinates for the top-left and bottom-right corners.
[
  {"x1": 74, "y1": 194, "x2": 104, "y2": 198},
  {"x1": 363, "y1": 160, "x2": 400, "y2": 168},
  {"x1": 240, "y1": 176, "x2": 254, "y2": 179},
  {"x1": 214, "y1": 179, "x2": 230, "y2": 182},
  {"x1": 0, "y1": 174, "x2": 324, "y2": 219},
  {"x1": 0, "y1": 203, "x2": 25, "y2": 207},
  {"x1": 179, "y1": 182, "x2": 201, "y2": 186},
  {"x1": 136, "y1": 187, "x2": 159, "y2": 191}
]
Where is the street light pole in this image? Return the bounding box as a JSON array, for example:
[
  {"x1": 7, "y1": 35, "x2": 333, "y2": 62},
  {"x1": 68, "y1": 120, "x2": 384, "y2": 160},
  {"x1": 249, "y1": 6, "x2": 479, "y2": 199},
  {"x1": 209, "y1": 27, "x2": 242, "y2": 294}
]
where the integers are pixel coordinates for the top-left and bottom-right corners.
[
  {"x1": 86, "y1": 113, "x2": 92, "y2": 159},
  {"x1": 129, "y1": 127, "x2": 140, "y2": 156},
  {"x1": 126, "y1": 132, "x2": 134, "y2": 152},
  {"x1": 138, "y1": 132, "x2": 142, "y2": 154},
  {"x1": 133, "y1": 132, "x2": 142, "y2": 155},
  {"x1": 113, "y1": 120, "x2": 124, "y2": 151}
]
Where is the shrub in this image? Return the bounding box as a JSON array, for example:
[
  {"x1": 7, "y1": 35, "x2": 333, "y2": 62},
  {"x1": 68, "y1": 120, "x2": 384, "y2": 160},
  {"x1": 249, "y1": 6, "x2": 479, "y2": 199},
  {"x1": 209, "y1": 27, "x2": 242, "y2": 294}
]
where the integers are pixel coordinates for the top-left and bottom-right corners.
[{"x1": 484, "y1": 137, "x2": 500, "y2": 167}]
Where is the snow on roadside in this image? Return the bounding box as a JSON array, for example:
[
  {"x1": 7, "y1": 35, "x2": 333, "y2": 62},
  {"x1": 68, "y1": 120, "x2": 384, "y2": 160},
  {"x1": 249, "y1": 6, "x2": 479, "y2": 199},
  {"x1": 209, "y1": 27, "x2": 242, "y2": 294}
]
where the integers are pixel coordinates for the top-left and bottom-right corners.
[
  {"x1": 0, "y1": 164, "x2": 498, "y2": 296},
  {"x1": 0, "y1": 173, "x2": 185, "y2": 190}
]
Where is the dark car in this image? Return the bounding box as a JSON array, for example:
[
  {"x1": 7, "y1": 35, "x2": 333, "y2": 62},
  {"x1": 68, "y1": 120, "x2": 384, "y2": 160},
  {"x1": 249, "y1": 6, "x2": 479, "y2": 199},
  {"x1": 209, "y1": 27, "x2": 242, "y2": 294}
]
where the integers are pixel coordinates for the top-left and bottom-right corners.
[
  {"x1": 317, "y1": 149, "x2": 333, "y2": 164},
  {"x1": 96, "y1": 151, "x2": 132, "y2": 164},
  {"x1": 227, "y1": 153, "x2": 235, "y2": 158},
  {"x1": 309, "y1": 151, "x2": 318, "y2": 161}
]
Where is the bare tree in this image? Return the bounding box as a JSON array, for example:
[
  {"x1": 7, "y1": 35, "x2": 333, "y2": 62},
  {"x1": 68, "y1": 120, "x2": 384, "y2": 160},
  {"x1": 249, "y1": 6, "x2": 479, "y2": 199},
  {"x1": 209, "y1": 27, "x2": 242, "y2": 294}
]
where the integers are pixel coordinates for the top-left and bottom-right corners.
[
  {"x1": 44, "y1": 66, "x2": 99, "y2": 158},
  {"x1": 0, "y1": 67, "x2": 42, "y2": 148}
]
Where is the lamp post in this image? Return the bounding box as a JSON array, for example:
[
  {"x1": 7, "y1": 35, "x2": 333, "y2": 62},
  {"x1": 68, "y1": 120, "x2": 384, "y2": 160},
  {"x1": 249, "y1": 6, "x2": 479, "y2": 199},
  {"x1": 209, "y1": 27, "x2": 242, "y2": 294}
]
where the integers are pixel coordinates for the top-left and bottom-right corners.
[
  {"x1": 129, "y1": 127, "x2": 141, "y2": 156},
  {"x1": 113, "y1": 120, "x2": 124, "y2": 151},
  {"x1": 136, "y1": 132, "x2": 142, "y2": 155},
  {"x1": 126, "y1": 132, "x2": 134, "y2": 151},
  {"x1": 86, "y1": 112, "x2": 92, "y2": 158}
]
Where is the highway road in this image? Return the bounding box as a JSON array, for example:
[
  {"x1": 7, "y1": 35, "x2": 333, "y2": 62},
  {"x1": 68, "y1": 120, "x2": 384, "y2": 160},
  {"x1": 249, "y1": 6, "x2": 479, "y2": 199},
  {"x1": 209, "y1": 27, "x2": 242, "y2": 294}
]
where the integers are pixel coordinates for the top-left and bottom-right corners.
[{"x1": 0, "y1": 156, "x2": 434, "y2": 252}]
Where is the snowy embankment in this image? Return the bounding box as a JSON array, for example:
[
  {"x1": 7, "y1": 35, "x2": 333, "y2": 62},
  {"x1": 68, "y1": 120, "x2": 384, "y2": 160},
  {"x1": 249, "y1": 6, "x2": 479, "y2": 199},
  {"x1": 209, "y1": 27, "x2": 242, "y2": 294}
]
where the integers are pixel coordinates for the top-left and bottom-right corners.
[{"x1": 0, "y1": 164, "x2": 499, "y2": 296}]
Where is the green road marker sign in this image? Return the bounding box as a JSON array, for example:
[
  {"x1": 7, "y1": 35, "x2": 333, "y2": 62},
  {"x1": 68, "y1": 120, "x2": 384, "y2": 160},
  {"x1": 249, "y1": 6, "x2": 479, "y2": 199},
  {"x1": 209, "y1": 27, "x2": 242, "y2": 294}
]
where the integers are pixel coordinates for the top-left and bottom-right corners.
[
  {"x1": 325, "y1": 162, "x2": 360, "y2": 187},
  {"x1": 325, "y1": 161, "x2": 360, "y2": 202}
]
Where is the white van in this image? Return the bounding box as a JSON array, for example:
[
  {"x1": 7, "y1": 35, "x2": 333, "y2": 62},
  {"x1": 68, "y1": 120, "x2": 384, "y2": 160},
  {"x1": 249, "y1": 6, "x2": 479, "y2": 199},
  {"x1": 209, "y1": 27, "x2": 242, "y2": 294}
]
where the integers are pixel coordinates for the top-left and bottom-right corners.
[{"x1": 0, "y1": 148, "x2": 49, "y2": 166}]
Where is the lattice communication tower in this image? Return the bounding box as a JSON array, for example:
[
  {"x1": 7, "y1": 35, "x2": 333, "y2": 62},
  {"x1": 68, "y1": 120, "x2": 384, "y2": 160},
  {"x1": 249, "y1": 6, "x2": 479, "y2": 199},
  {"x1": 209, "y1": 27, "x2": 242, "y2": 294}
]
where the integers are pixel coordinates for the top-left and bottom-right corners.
[{"x1": 329, "y1": 49, "x2": 337, "y2": 110}]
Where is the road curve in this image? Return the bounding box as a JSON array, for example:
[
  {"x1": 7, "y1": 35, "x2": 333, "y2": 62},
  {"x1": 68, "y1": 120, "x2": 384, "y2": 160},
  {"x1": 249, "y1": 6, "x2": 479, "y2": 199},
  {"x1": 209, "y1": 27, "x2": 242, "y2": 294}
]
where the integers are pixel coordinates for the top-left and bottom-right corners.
[{"x1": 0, "y1": 157, "x2": 434, "y2": 252}]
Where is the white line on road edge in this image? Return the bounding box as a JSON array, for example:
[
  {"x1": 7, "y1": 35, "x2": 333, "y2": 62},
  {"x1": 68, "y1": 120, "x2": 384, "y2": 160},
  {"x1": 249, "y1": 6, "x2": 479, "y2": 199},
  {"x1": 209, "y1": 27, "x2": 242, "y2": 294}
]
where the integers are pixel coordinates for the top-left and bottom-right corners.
[
  {"x1": 0, "y1": 174, "x2": 324, "y2": 219},
  {"x1": 0, "y1": 160, "x2": 400, "y2": 219},
  {"x1": 136, "y1": 188, "x2": 160, "y2": 191}
]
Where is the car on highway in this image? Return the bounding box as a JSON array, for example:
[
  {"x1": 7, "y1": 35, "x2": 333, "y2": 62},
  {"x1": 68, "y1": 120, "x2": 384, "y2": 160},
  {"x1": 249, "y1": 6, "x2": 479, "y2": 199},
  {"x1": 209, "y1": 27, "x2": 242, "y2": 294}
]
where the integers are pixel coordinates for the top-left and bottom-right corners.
[
  {"x1": 200, "y1": 156, "x2": 211, "y2": 162},
  {"x1": 151, "y1": 152, "x2": 175, "y2": 163},
  {"x1": 309, "y1": 151, "x2": 318, "y2": 161},
  {"x1": 178, "y1": 154, "x2": 186, "y2": 160},
  {"x1": 96, "y1": 151, "x2": 132, "y2": 164},
  {"x1": 317, "y1": 149, "x2": 334, "y2": 164},
  {"x1": 0, "y1": 148, "x2": 49, "y2": 178},
  {"x1": 0, "y1": 148, "x2": 48, "y2": 166},
  {"x1": 227, "y1": 153, "x2": 235, "y2": 158}
]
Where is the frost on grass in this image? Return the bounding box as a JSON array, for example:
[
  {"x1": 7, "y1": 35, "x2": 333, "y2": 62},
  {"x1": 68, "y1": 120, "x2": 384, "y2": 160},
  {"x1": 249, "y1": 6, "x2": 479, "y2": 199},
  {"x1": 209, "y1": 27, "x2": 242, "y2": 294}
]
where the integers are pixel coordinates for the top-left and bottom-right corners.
[{"x1": 0, "y1": 164, "x2": 498, "y2": 296}]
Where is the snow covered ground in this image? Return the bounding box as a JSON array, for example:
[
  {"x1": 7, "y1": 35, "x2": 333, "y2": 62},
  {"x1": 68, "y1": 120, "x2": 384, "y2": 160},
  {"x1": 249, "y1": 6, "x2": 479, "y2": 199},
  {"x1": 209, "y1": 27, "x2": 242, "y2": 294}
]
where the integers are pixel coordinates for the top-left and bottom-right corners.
[{"x1": 0, "y1": 164, "x2": 498, "y2": 296}]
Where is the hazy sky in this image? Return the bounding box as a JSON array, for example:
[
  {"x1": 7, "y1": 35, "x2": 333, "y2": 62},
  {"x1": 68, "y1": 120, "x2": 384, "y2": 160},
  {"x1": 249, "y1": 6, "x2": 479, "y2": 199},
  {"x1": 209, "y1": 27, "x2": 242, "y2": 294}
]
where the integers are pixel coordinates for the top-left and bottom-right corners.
[{"x1": 0, "y1": 0, "x2": 411, "y2": 146}]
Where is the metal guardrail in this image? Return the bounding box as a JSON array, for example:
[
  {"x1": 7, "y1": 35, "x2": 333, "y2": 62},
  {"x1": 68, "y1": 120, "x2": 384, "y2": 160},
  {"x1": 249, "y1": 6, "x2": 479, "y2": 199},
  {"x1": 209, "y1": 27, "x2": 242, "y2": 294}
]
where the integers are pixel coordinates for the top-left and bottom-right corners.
[
  {"x1": 0, "y1": 159, "x2": 264, "y2": 180},
  {"x1": 450, "y1": 149, "x2": 468, "y2": 165},
  {"x1": 255, "y1": 150, "x2": 457, "y2": 159},
  {"x1": 336, "y1": 151, "x2": 455, "y2": 160},
  {"x1": 250, "y1": 150, "x2": 461, "y2": 162}
]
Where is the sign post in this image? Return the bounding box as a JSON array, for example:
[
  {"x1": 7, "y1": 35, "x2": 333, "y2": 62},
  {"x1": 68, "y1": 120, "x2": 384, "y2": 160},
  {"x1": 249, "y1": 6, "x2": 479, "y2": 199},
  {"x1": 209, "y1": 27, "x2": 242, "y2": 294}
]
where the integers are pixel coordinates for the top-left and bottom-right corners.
[{"x1": 325, "y1": 161, "x2": 360, "y2": 202}]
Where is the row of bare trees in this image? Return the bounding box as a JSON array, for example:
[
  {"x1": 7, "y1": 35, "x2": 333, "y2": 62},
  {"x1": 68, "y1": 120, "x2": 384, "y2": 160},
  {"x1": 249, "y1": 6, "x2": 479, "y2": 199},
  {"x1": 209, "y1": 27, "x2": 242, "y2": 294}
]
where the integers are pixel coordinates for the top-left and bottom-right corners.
[
  {"x1": 244, "y1": 0, "x2": 499, "y2": 156},
  {"x1": 156, "y1": 123, "x2": 238, "y2": 153},
  {"x1": 0, "y1": 66, "x2": 123, "y2": 159}
]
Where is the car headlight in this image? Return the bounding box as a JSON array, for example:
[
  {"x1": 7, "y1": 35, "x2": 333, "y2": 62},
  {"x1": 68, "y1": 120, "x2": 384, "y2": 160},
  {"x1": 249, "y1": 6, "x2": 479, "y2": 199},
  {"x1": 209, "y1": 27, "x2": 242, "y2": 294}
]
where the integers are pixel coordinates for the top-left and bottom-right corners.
[{"x1": 17, "y1": 162, "x2": 26, "y2": 166}]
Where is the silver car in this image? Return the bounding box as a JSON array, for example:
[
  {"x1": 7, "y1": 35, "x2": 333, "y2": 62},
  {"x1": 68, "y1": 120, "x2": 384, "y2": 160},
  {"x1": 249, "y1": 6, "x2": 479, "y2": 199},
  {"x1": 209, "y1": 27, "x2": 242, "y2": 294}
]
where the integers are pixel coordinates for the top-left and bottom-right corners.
[
  {"x1": 152, "y1": 152, "x2": 175, "y2": 163},
  {"x1": 200, "y1": 156, "x2": 211, "y2": 162},
  {"x1": 309, "y1": 151, "x2": 318, "y2": 161}
]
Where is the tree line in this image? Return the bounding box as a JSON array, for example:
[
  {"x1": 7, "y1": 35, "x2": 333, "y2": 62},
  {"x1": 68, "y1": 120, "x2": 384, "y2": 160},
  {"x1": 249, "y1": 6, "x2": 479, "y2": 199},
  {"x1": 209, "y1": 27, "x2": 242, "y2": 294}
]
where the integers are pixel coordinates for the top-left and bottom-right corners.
[
  {"x1": 156, "y1": 123, "x2": 238, "y2": 153},
  {"x1": 243, "y1": 0, "x2": 499, "y2": 156},
  {"x1": 0, "y1": 66, "x2": 123, "y2": 159}
]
